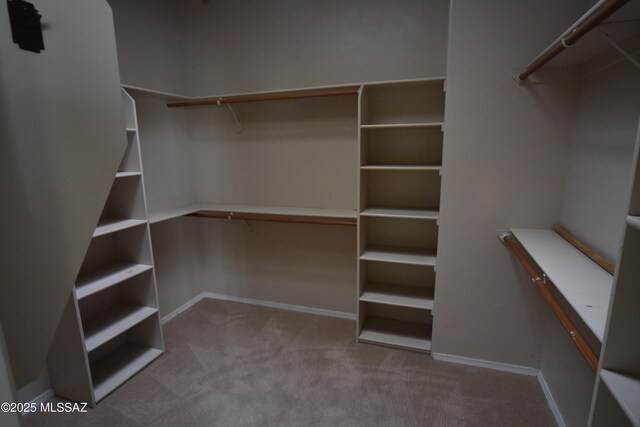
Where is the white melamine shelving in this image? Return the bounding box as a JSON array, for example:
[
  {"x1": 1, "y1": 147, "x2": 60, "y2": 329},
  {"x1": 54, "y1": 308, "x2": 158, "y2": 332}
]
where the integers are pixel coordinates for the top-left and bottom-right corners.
[
  {"x1": 91, "y1": 344, "x2": 162, "y2": 402},
  {"x1": 360, "y1": 165, "x2": 441, "y2": 171},
  {"x1": 511, "y1": 228, "x2": 612, "y2": 342},
  {"x1": 48, "y1": 89, "x2": 163, "y2": 407},
  {"x1": 627, "y1": 215, "x2": 640, "y2": 231},
  {"x1": 360, "y1": 208, "x2": 439, "y2": 220},
  {"x1": 361, "y1": 246, "x2": 437, "y2": 266},
  {"x1": 600, "y1": 370, "x2": 640, "y2": 427},
  {"x1": 359, "y1": 316, "x2": 432, "y2": 352},
  {"x1": 93, "y1": 219, "x2": 147, "y2": 238},
  {"x1": 75, "y1": 263, "x2": 153, "y2": 300},
  {"x1": 361, "y1": 123, "x2": 443, "y2": 130},
  {"x1": 360, "y1": 282, "x2": 434, "y2": 310}
]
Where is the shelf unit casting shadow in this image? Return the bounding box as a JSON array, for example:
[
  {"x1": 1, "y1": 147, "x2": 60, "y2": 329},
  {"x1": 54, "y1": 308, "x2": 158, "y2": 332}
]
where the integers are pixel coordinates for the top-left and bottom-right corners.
[
  {"x1": 187, "y1": 210, "x2": 357, "y2": 226},
  {"x1": 499, "y1": 232, "x2": 599, "y2": 373},
  {"x1": 517, "y1": 0, "x2": 630, "y2": 81},
  {"x1": 165, "y1": 87, "x2": 360, "y2": 108}
]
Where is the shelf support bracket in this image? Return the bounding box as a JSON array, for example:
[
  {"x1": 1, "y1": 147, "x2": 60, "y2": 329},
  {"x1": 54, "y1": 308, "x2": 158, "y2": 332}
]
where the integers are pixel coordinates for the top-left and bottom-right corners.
[
  {"x1": 601, "y1": 32, "x2": 640, "y2": 72},
  {"x1": 217, "y1": 99, "x2": 243, "y2": 133}
]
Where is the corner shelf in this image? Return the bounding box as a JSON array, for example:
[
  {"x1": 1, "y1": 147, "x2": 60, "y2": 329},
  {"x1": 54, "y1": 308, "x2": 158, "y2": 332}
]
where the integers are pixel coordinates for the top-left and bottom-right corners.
[
  {"x1": 359, "y1": 316, "x2": 432, "y2": 352},
  {"x1": 600, "y1": 370, "x2": 640, "y2": 427},
  {"x1": 115, "y1": 171, "x2": 142, "y2": 179},
  {"x1": 83, "y1": 305, "x2": 158, "y2": 352},
  {"x1": 93, "y1": 219, "x2": 147, "y2": 238},
  {"x1": 75, "y1": 263, "x2": 153, "y2": 300},
  {"x1": 360, "y1": 246, "x2": 437, "y2": 267},
  {"x1": 360, "y1": 282, "x2": 434, "y2": 310}
]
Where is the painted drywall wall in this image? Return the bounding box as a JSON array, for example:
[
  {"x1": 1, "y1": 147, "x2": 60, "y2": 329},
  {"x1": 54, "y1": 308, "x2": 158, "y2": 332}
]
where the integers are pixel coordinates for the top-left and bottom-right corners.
[
  {"x1": 0, "y1": 0, "x2": 126, "y2": 388},
  {"x1": 107, "y1": 0, "x2": 185, "y2": 95},
  {"x1": 434, "y1": 0, "x2": 584, "y2": 368},
  {"x1": 108, "y1": 0, "x2": 449, "y2": 96},
  {"x1": 559, "y1": 37, "x2": 640, "y2": 262}
]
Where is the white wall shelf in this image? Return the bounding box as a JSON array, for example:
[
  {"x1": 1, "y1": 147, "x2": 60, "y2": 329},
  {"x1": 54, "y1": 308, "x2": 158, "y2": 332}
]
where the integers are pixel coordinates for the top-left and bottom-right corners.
[
  {"x1": 83, "y1": 305, "x2": 158, "y2": 352},
  {"x1": 360, "y1": 165, "x2": 441, "y2": 171},
  {"x1": 126, "y1": 128, "x2": 137, "y2": 133},
  {"x1": 361, "y1": 123, "x2": 443, "y2": 130},
  {"x1": 115, "y1": 172, "x2": 142, "y2": 178},
  {"x1": 361, "y1": 247, "x2": 437, "y2": 267},
  {"x1": 91, "y1": 344, "x2": 162, "y2": 402},
  {"x1": 600, "y1": 370, "x2": 640, "y2": 427},
  {"x1": 93, "y1": 219, "x2": 147, "y2": 238},
  {"x1": 360, "y1": 282, "x2": 434, "y2": 310},
  {"x1": 359, "y1": 316, "x2": 432, "y2": 352},
  {"x1": 75, "y1": 263, "x2": 153, "y2": 300},
  {"x1": 360, "y1": 208, "x2": 439, "y2": 220},
  {"x1": 511, "y1": 228, "x2": 613, "y2": 342}
]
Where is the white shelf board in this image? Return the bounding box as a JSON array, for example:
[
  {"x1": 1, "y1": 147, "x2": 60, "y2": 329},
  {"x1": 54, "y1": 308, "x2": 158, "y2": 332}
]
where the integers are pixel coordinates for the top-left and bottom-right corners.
[
  {"x1": 83, "y1": 305, "x2": 158, "y2": 352},
  {"x1": 125, "y1": 128, "x2": 137, "y2": 133},
  {"x1": 600, "y1": 369, "x2": 640, "y2": 427},
  {"x1": 359, "y1": 316, "x2": 432, "y2": 352},
  {"x1": 115, "y1": 171, "x2": 142, "y2": 178},
  {"x1": 75, "y1": 263, "x2": 153, "y2": 300},
  {"x1": 149, "y1": 203, "x2": 358, "y2": 224},
  {"x1": 360, "y1": 283, "x2": 434, "y2": 310},
  {"x1": 360, "y1": 246, "x2": 437, "y2": 266},
  {"x1": 627, "y1": 215, "x2": 640, "y2": 231},
  {"x1": 361, "y1": 123, "x2": 443, "y2": 130},
  {"x1": 93, "y1": 219, "x2": 147, "y2": 238},
  {"x1": 511, "y1": 228, "x2": 613, "y2": 342},
  {"x1": 361, "y1": 208, "x2": 439, "y2": 220},
  {"x1": 360, "y1": 165, "x2": 442, "y2": 171},
  {"x1": 92, "y1": 343, "x2": 162, "y2": 402}
]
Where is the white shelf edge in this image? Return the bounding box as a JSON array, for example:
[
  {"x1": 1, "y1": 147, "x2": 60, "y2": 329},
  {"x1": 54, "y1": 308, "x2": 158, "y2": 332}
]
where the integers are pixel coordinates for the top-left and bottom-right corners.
[
  {"x1": 93, "y1": 219, "x2": 147, "y2": 238},
  {"x1": 83, "y1": 305, "x2": 158, "y2": 352},
  {"x1": 360, "y1": 282, "x2": 434, "y2": 310},
  {"x1": 359, "y1": 316, "x2": 432, "y2": 352},
  {"x1": 92, "y1": 344, "x2": 162, "y2": 402},
  {"x1": 360, "y1": 165, "x2": 442, "y2": 171},
  {"x1": 600, "y1": 369, "x2": 640, "y2": 427},
  {"x1": 125, "y1": 128, "x2": 137, "y2": 133},
  {"x1": 360, "y1": 246, "x2": 437, "y2": 267},
  {"x1": 360, "y1": 208, "x2": 439, "y2": 220},
  {"x1": 75, "y1": 263, "x2": 153, "y2": 300},
  {"x1": 627, "y1": 215, "x2": 640, "y2": 231},
  {"x1": 115, "y1": 171, "x2": 142, "y2": 178},
  {"x1": 360, "y1": 123, "x2": 444, "y2": 129}
]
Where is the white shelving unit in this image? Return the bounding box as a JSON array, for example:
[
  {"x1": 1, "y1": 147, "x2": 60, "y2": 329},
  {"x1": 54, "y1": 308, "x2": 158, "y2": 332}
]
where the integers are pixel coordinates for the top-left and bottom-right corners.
[
  {"x1": 357, "y1": 78, "x2": 445, "y2": 352},
  {"x1": 589, "y1": 119, "x2": 640, "y2": 426},
  {"x1": 47, "y1": 89, "x2": 164, "y2": 407}
]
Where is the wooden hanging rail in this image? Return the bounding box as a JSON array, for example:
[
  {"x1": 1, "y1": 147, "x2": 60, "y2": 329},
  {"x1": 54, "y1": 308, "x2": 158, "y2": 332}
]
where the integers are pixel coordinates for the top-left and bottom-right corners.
[
  {"x1": 187, "y1": 210, "x2": 357, "y2": 227},
  {"x1": 500, "y1": 232, "x2": 599, "y2": 373},
  {"x1": 553, "y1": 225, "x2": 615, "y2": 274},
  {"x1": 518, "y1": 0, "x2": 630, "y2": 81},
  {"x1": 166, "y1": 87, "x2": 360, "y2": 108}
]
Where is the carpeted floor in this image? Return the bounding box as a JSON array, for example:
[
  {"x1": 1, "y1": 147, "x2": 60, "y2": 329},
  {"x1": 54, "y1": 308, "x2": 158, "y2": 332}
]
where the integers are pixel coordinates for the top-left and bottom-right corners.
[{"x1": 26, "y1": 299, "x2": 556, "y2": 426}]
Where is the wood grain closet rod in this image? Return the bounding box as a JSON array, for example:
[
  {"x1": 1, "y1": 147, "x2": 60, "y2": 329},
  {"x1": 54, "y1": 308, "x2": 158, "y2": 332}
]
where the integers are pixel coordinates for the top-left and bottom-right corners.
[
  {"x1": 166, "y1": 88, "x2": 359, "y2": 108},
  {"x1": 187, "y1": 210, "x2": 357, "y2": 226},
  {"x1": 501, "y1": 233, "x2": 599, "y2": 373},
  {"x1": 554, "y1": 225, "x2": 615, "y2": 275},
  {"x1": 518, "y1": 0, "x2": 630, "y2": 81}
]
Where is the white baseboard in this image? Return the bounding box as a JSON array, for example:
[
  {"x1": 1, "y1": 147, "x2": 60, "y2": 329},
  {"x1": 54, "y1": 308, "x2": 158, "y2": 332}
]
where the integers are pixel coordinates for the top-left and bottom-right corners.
[
  {"x1": 432, "y1": 352, "x2": 539, "y2": 376},
  {"x1": 22, "y1": 389, "x2": 55, "y2": 415},
  {"x1": 537, "y1": 372, "x2": 566, "y2": 427},
  {"x1": 433, "y1": 352, "x2": 563, "y2": 427},
  {"x1": 161, "y1": 292, "x2": 356, "y2": 325}
]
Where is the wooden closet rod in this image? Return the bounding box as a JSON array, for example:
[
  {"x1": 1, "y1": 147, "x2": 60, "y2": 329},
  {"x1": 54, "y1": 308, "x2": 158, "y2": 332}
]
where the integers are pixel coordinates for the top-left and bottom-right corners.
[
  {"x1": 518, "y1": 0, "x2": 630, "y2": 81},
  {"x1": 500, "y1": 233, "x2": 599, "y2": 373},
  {"x1": 187, "y1": 210, "x2": 357, "y2": 226},
  {"x1": 166, "y1": 87, "x2": 359, "y2": 108},
  {"x1": 553, "y1": 225, "x2": 615, "y2": 275}
]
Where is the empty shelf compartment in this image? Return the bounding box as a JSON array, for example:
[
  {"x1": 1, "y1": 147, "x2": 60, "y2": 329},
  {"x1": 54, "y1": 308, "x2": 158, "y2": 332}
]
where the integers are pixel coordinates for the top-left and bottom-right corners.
[
  {"x1": 93, "y1": 219, "x2": 147, "y2": 238},
  {"x1": 83, "y1": 305, "x2": 158, "y2": 352},
  {"x1": 91, "y1": 343, "x2": 162, "y2": 402},
  {"x1": 360, "y1": 283, "x2": 434, "y2": 310},
  {"x1": 361, "y1": 208, "x2": 439, "y2": 220},
  {"x1": 75, "y1": 263, "x2": 153, "y2": 300},
  {"x1": 361, "y1": 246, "x2": 436, "y2": 266},
  {"x1": 600, "y1": 370, "x2": 640, "y2": 426},
  {"x1": 359, "y1": 316, "x2": 432, "y2": 352}
]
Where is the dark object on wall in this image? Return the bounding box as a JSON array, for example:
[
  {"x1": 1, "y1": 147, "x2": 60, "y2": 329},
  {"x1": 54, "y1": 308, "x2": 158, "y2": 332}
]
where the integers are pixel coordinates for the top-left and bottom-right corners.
[{"x1": 7, "y1": 0, "x2": 44, "y2": 53}]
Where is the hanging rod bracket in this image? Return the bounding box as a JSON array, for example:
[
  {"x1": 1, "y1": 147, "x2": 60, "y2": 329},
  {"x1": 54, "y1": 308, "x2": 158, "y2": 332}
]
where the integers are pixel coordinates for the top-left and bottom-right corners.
[
  {"x1": 497, "y1": 231, "x2": 512, "y2": 242},
  {"x1": 216, "y1": 98, "x2": 243, "y2": 133},
  {"x1": 601, "y1": 32, "x2": 640, "y2": 71}
]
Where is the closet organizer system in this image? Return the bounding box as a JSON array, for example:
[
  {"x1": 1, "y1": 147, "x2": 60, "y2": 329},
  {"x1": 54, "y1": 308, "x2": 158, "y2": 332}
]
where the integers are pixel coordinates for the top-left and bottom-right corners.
[
  {"x1": 499, "y1": 0, "x2": 640, "y2": 426},
  {"x1": 46, "y1": 78, "x2": 446, "y2": 404}
]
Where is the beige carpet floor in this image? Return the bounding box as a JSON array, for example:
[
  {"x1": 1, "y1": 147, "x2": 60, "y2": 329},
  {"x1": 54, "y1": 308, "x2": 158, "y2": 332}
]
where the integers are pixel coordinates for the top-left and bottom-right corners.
[{"x1": 26, "y1": 299, "x2": 555, "y2": 426}]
